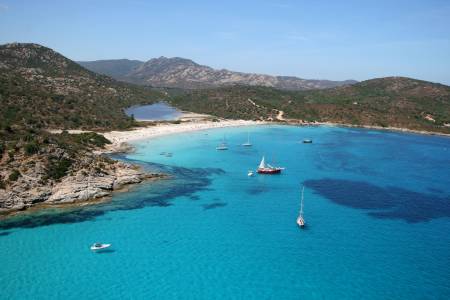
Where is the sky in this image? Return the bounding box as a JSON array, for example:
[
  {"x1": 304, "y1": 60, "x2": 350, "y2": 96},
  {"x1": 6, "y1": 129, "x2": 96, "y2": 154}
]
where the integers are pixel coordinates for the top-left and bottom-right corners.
[{"x1": 1, "y1": 0, "x2": 450, "y2": 84}]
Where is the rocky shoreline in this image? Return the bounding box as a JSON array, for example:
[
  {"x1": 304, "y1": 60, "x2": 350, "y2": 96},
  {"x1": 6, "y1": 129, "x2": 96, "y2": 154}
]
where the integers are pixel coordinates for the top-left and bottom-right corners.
[{"x1": 0, "y1": 159, "x2": 165, "y2": 216}]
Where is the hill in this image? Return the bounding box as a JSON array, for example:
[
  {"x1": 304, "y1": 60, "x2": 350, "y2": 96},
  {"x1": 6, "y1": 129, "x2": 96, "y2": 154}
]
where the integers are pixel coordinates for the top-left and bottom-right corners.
[
  {"x1": 77, "y1": 59, "x2": 143, "y2": 82},
  {"x1": 0, "y1": 43, "x2": 164, "y2": 130},
  {"x1": 78, "y1": 57, "x2": 357, "y2": 90},
  {"x1": 170, "y1": 77, "x2": 450, "y2": 133},
  {"x1": 0, "y1": 43, "x2": 165, "y2": 211}
]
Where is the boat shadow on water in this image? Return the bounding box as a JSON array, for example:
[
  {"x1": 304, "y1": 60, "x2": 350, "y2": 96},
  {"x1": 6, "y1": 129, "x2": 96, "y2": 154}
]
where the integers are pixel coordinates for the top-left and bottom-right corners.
[
  {"x1": 297, "y1": 224, "x2": 309, "y2": 230},
  {"x1": 93, "y1": 249, "x2": 116, "y2": 254}
]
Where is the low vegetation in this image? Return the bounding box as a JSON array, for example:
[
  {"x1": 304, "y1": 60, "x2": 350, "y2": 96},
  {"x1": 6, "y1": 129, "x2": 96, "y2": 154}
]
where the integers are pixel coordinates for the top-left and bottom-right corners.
[
  {"x1": 0, "y1": 122, "x2": 122, "y2": 193},
  {"x1": 0, "y1": 43, "x2": 166, "y2": 131},
  {"x1": 170, "y1": 77, "x2": 450, "y2": 133}
]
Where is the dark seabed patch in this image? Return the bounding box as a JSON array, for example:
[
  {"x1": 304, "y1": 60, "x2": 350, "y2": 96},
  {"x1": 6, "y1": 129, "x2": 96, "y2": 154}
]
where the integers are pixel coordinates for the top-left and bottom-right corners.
[
  {"x1": 246, "y1": 185, "x2": 271, "y2": 195},
  {"x1": 304, "y1": 178, "x2": 450, "y2": 223},
  {"x1": 427, "y1": 187, "x2": 444, "y2": 194},
  {"x1": 0, "y1": 158, "x2": 225, "y2": 231},
  {"x1": 202, "y1": 202, "x2": 228, "y2": 210}
]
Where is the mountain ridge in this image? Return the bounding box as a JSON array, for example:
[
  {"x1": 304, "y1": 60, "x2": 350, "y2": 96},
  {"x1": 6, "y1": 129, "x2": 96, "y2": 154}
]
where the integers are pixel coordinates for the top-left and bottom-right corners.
[{"x1": 78, "y1": 57, "x2": 357, "y2": 90}]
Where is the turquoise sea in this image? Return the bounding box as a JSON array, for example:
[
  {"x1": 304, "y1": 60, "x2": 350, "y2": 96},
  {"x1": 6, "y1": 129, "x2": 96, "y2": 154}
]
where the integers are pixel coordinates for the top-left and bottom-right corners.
[{"x1": 1, "y1": 125, "x2": 450, "y2": 299}]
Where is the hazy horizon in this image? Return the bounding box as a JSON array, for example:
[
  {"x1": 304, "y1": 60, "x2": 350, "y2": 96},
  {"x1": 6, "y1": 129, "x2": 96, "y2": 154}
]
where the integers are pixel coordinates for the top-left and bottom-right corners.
[{"x1": 1, "y1": 0, "x2": 449, "y2": 85}]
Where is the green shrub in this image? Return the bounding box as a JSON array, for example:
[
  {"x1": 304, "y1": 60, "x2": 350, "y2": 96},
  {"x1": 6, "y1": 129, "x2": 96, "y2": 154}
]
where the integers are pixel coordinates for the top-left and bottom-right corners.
[
  {"x1": 8, "y1": 150, "x2": 14, "y2": 161},
  {"x1": 8, "y1": 169, "x2": 20, "y2": 181},
  {"x1": 47, "y1": 158, "x2": 72, "y2": 180},
  {"x1": 72, "y1": 132, "x2": 111, "y2": 147},
  {"x1": 24, "y1": 142, "x2": 40, "y2": 155},
  {"x1": 0, "y1": 177, "x2": 5, "y2": 189}
]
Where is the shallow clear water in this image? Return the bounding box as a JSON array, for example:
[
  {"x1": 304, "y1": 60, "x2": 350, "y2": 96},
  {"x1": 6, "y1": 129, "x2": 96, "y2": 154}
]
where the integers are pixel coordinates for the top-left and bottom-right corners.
[
  {"x1": 1, "y1": 125, "x2": 450, "y2": 299},
  {"x1": 125, "y1": 102, "x2": 182, "y2": 121}
]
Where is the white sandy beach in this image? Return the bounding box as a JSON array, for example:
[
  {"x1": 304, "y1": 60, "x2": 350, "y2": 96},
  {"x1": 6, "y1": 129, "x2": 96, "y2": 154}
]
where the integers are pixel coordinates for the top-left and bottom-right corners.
[{"x1": 101, "y1": 119, "x2": 265, "y2": 151}]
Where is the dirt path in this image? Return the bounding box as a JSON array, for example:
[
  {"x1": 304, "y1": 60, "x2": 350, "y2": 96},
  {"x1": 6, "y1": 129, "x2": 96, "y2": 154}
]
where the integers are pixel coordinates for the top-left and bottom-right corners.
[{"x1": 276, "y1": 110, "x2": 285, "y2": 120}]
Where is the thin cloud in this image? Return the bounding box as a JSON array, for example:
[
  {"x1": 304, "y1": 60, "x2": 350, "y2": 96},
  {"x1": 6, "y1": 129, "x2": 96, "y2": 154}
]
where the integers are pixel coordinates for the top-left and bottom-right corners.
[{"x1": 0, "y1": 3, "x2": 8, "y2": 11}]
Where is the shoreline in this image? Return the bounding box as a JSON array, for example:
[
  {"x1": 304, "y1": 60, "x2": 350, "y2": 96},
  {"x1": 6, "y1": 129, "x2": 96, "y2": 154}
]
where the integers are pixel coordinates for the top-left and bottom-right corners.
[
  {"x1": 283, "y1": 120, "x2": 450, "y2": 137},
  {"x1": 0, "y1": 174, "x2": 166, "y2": 220},
  {"x1": 3, "y1": 118, "x2": 448, "y2": 220},
  {"x1": 99, "y1": 119, "x2": 449, "y2": 154},
  {"x1": 100, "y1": 119, "x2": 266, "y2": 153}
]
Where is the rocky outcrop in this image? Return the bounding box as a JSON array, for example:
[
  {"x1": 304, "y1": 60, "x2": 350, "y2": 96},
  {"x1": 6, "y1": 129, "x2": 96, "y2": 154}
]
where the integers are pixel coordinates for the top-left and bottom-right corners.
[
  {"x1": 47, "y1": 162, "x2": 157, "y2": 204},
  {"x1": 0, "y1": 160, "x2": 164, "y2": 213}
]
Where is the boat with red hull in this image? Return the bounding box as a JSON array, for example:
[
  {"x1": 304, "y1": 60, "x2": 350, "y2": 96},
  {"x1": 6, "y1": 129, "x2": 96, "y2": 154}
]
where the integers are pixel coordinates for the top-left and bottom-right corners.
[
  {"x1": 257, "y1": 156, "x2": 284, "y2": 174},
  {"x1": 257, "y1": 168, "x2": 282, "y2": 174}
]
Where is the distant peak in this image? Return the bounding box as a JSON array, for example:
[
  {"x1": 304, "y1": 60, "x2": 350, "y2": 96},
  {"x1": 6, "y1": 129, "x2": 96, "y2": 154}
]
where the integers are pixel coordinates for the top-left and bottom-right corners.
[{"x1": 147, "y1": 56, "x2": 198, "y2": 66}]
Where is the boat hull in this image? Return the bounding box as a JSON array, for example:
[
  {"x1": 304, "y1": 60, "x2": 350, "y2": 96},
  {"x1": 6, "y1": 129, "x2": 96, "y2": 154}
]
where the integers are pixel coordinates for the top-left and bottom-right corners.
[
  {"x1": 90, "y1": 244, "x2": 112, "y2": 251},
  {"x1": 296, "y1": 218, "x2": 305, "y2": 228},
  {"x1": 257, "y1": 168, "x2": 282, "y2": 174}
]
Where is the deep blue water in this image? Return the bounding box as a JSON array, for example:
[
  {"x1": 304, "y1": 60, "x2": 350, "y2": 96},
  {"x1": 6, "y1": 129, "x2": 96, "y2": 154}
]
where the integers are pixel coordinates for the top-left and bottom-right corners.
[
  {"x1": 1, "y1": 125, "x2": 449, "y2": 299},
  {"x1": 125, "y1": 102, "x2": 182, "y2": 121}
]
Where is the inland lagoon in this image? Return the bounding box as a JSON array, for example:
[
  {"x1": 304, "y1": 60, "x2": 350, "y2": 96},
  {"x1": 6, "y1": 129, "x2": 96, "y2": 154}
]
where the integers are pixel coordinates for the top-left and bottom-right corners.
[{"x1": 125, "y1": 102, "x2": 183, "y2": 121}]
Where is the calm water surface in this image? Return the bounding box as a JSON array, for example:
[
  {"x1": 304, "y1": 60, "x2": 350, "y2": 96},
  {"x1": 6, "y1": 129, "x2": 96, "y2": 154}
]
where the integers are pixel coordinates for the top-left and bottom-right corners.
[
  {"x1": 1, "y1": 125, "x2": 449, "y2": 299},
  {"x1": 125, "y1": 102, "x2": 182, "y2": 121}
]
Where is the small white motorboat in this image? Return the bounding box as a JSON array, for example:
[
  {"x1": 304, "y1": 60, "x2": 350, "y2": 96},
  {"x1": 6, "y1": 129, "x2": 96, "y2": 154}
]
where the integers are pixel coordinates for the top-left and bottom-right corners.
[
  {"x1": 90, "y1": 243, "x2": 112, "y2": 251},
  {"x1": 248, "y1": 170, "x2": 254, "y2": 176}
]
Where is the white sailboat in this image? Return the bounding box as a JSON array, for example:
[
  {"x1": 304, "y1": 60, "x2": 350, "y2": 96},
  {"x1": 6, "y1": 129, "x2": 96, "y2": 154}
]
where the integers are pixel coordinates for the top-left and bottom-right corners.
[
  {"x1": 216, "y1": 135, "x2": 228, "y2": 150},
  {"x1": 296, "y1": 186, "x2": 305, "y2": 228},
  {"x1": 242, "y1": 132, "x2": 252, "y2": 147}
]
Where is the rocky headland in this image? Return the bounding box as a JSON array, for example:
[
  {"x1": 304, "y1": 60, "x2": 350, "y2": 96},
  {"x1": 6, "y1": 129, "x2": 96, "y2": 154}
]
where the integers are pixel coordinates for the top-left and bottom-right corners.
[{"x1": 0, "y1": 146, "x2": 164, "y2": 215}]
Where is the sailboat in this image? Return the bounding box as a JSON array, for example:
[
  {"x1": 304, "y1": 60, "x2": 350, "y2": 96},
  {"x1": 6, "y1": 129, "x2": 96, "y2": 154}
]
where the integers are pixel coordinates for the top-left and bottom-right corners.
[
  {"x1": 242, "y1": 132, "x2": 252, "y2": 147},
  {"x1": 297, "y1": 186, "x2": 305, "y2": 228},
  {"x1": 257, "y1": 156, "x2": 284, "y2": 174},
  {"x1": 216, "y1": 135, "x2": 228, "y2": 150}
]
